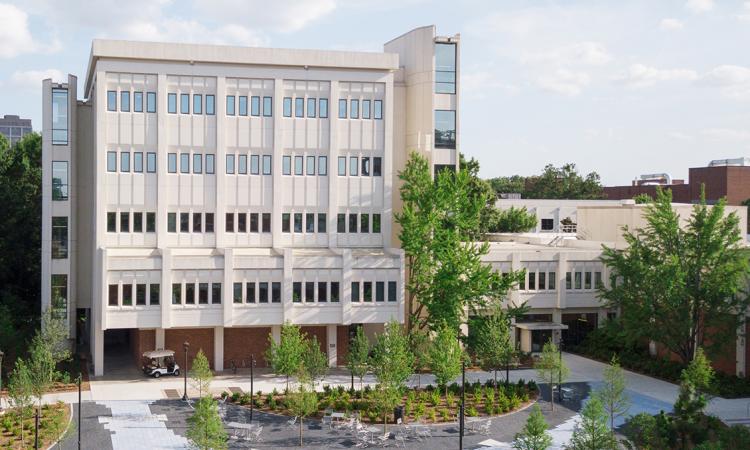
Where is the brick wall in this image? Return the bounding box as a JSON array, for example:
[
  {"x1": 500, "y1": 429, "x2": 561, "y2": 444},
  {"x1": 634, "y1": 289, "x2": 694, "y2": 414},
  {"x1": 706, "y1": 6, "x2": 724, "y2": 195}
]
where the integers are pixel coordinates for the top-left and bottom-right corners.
[
  {"x1": 301, "y1": 326, "x2": 327, "y2": 354},
  {"x1": 224, "y1": 327, "x2": 272, "y2": 369},
  {"x1": 603, "y1": 184, "x2": 692, "y2": 203},
  {"x1": 130, "y1": 329, "x2": 155, "y2": 367},
  {"x1": 337, "y1": 326, "x2": 350, "y2": 366},
  {"x1": 165, "y1": 328, "x2": 215, "y2": 370}
]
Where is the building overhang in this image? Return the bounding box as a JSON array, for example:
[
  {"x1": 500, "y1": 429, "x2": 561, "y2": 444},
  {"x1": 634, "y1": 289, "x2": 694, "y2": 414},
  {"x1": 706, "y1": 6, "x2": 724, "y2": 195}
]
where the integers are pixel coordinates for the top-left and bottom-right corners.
[{"x1": 513, "y1": 322, "x2": 569, "y2": 331}]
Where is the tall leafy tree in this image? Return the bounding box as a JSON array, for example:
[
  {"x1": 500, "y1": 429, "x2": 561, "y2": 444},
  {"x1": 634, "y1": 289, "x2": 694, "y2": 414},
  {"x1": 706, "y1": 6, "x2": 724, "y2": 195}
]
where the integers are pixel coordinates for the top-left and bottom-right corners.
[
  {"x1": 475, "y1": 310, "x2": 514, "y2": 386},
  {"x1": 187, "y1": 397, "x2": 228, "y2": 450},
  {"x1": 492, "y1": 206, "x2": 538, "y2": 233},
  {"x1": 7, "y1": 358, "x2": 34, "y2": 446},
  {"x1": 598, "y1": 355, "x2": 630, "y2": 430},
  {"x1": 287, "y1": 382, "x2": 319, "y2": 447},
  {"x1": 535, "y1": 339, "x2": 569, "y2": 412},
  {"x1": 346, "y1": 326, "x2": 370, "y2": 391},
  {"x1": 600, "y1": 187, "x2": 750, "y2": 365},
  {"x1": 189, "y1": 349, "x2": 213, "y2": 398},
  {"x1": 673, "y1": 347, "x2": 714, "y2": 446},
  {"x1": 566, "y1": 395, "x2": 618, "y2": 450},
  {"x1": 301, "y1": 336, "x2": 328, "y2": 386},
  {"x1": 266, "y1": 322, "x2": 306, "y2": 390},
  {"x1": 513, "y1": 404, "x2": 553, "y2": 450},
  {"x1": 427, "y1": 324, "x2": 464, "y2": 396},
  {"x1": 487, "y1": 163, "x2": 604, "y2": 200},
  {"x1": 370, "y1": 321, "x2": 414, "y2": 432}
]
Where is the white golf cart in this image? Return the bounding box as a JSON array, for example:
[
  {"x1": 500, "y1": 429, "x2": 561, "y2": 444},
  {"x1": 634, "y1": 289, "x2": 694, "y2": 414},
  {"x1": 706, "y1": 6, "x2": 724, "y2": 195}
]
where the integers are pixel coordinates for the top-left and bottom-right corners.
[{"x1": 142, "y1": 349, "x2": 180, "y2": 378}]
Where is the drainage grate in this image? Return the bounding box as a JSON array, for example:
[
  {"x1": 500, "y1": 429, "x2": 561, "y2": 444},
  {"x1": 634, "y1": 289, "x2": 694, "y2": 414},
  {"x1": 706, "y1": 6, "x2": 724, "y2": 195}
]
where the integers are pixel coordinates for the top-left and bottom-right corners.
[{"x1": 164, "y1": 389, "x2": 181, "y2": 399}]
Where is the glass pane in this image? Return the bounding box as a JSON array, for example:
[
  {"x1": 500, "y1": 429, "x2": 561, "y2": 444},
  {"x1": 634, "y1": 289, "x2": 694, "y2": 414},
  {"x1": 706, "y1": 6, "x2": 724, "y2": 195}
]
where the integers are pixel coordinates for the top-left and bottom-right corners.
[
  {"x1": 349, "y1": 157, "x2": 358, "y2": 176},
  {"x1": 134, "y1": 152, "x2": 143, "y2": 173},
  {"x1": 122, "y1": 284, "x2": 131, "y2": 306},
  {"x1": 338, "y1": 157, "x2": 346, "y2": 176},
  {"x1": 435, "y1": 43, "x2": 457, "y2": 72},
  {"x1": 180, "y1": 94, "x2": 190, "y2": 114},
  {"x1": 338, "y1": 99, "x2": 347, "y2": 118},
  {"x1": 434, "y1": 110, "x2": 456, "y2": 148},
  {"x1": 306, "y1": 213, "x2": 315, "y2": 232},
  {"x1": 120, "y1": 152, "x2": 130, "y2": 172},
  {"x1": 226, "y1": 95, "x2": 235, "y2": 115},
  {"x1": 318, "y1": 156, "x2": 327, "y2": 176},
  {"x1": 263, "y1": 155, "x2": 271, "y2": 174},
  {"x1": 226, "y1": 155, "x2": 235, "y2": 174},
  {"x1": 350, "y1": 99, "x2": 359, "y2": 119},
  {"x1": 259, "y1": 282, "x2": 268, "y2": 303},
  {"x1": 206, "y1": 154, "x2": 215, "y2": 174},
  {"x1": 134, "y1": 92, "x2": 143, "y2": 112},
  {"x1": 146, "y1": 92, "x2": 156, "y2": 113},
  {"x1": 180, "y1": 153, "x2": 189, "y2": 173},
  {"x1": 362, "y1": 100, "x2": 371, "y2": 119},
  {"x1": 295, "y1": 98, "x2": 304, "y2": 117},
  {"x1": 168, "y1": 153, "x2": 177, "y2": 173},
  {"x1": 283, "y1": 156, "x2": 291, "y2": 175},
  {"x1": 239, "y1": 96, "x2": 248, "y2": 116},
  {"x1": 121, "y1": 91, "x2": 130, "y2": 112},
  {"x1": 239, "y1": 154, "x2": 247, "y2": 174},
  {"x1": 251, "y1": 96, "x2": 260, "y2": 116},
  {"x1": 52, "y1": 89, "x2": 69, "y2": 144},
  {"x1": 307, "y1": 98, "x2": 316, "y2": 118},
  {"x1": 206, "y1": 95, "x2": 215, "y2": 115},
  {"x1": 283, "y1": 97, "x2": 292, "y2": 117},
  {"x1": 107, "y1": 152, "x2": 117, "y2": 172},
  {"x1": 52, "y1": 161, "x2": 68, "y2": 200},
  {"x1": 51, "y1": 217, "x2": 68, "y2": 259},
  {"x1": 319, "y1": 98, "x2": 328, "y2": 118},
  {"x1": 294, "y1": 156, "x2": 303, "y2": 175},
  {"x1": 150, "y1": 284, "x2": 160, "y2": 305},
  {"x1": 250, "y1": 155, "x2": 259, "y2": 174},
  {"x1": 193, "y1": 94, "x2": 202, "y2": 114},
  {"x1": 374, "y1": 100, "x2": 383, "y2": 119},
  {"x1": 168, "y1": 93, "x2": 177, "y2": 113},
  {"x1": 107, "y1": 91, "x2": 117, "y2": 112},
  {"x1": 306, "y1": 156, "x2": 315, "y2": 175},
  {"x1": 263, "y1": 97, "x2": 272, "y2": 116}
]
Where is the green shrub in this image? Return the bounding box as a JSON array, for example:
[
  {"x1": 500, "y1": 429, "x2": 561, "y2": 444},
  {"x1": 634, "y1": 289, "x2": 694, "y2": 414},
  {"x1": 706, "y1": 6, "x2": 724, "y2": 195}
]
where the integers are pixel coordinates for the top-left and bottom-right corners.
[
  {"x1": 466, "y1": 405, "x2": 479, "y2": 417},
  {"x1": 440, "y1": 408, "x2": 450, "y2": 422},
  {"x1": 220, "y1": 391, "x2": 229, "y2": 399},
  {"x1": 485, "y1": 388, "x2": 495, "y2": 406},
  {"x1": 265, "y1": 393, "x2": 273, "y2": 406},
  {"x1": 239, "y1": 393, "x2": 251, "y2": 405},
  {"x1": 415, "y1": 401, "x2": 426, "y2": 419},
  {"x1": 509, "y1": 393, "x2": 520, "y2": 410},
  {"x1": 406, "y1": 390, "x2": 416, "y2": 404},
  {"x1": 429, "y1": 389, "x2": 441, "y2": 407},
  {"x1": 231, "y1": 392, "x2": 241, "y2": 402},
  {"x1": 428, "y1": 408, "x2": 437, "y2": 423},
  {"x1": 720, "y1": 424, "x2": 750, "y2": 449},
  {"x1": 272, "y1": 388, "x2": 279, "y2": 396}
]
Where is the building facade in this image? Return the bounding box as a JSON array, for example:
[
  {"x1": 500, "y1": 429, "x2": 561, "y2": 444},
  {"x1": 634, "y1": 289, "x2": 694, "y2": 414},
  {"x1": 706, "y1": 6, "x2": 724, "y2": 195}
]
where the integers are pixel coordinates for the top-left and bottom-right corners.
[
  {"x1": 41, "y1": 26, "x2": 459, "y2": 376},
  {"x1": 0, "y1": 114, "x2": 33, "y2": 145}
]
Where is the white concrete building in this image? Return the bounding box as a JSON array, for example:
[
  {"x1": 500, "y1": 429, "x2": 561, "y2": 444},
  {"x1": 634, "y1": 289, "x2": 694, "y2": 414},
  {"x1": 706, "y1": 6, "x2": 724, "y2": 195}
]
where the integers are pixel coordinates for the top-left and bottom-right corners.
[{"x1": 42, "y1": 26, "x2": 460, "y2": 376}]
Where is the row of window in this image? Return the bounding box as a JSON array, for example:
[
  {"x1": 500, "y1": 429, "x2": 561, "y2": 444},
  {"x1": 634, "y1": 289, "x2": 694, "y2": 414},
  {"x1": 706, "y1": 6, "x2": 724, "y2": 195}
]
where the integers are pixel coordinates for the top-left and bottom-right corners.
[
  {"x1": 225, "y1": 213, "x2": 272, "y2": 233},
  {"x1": 350, "y1": 281, "x2": 398, "y2": 302},
  {"x1": 565, "y1": 271, "x2": 603, "y2": 291},
  {"x1": 514, "y1": 270, "x2": 603, "y2": 291},
  {"x1": 281, "y1": 213, "x2": 327, "y2": 234},
  {"x1": 107, "y1": 90, "x2": 158, "y2": 113},
  {"x1": 170, "y1": 282, "x2": 223, "y2": 305},
  {"x1": 167, "y1": 153, "x2": 217, "y2": 174},
  {"x1": 291, "y1": 281, "x2": 341, "y2": 303},
  {"x1": 282, "y1": 155, "x2": 327, "y2": 176},
  {"x1": 336, "y1": 213, "x2": 382, "y2": 234},
  {"x1": 108, "y1": 283, "x2": 161, "y2": 306},
  {"x1": 168, "y1": 93, "x2": 217, "y2": 115},
  {"x1": 232, "y1": 281, "x2": 283, "y2": 303},
  {"x1": 107, "y1": 212, "x2": 157, "y2": 233},
  {"x1": 107, "y1": 151, "x2": 158, "y2": 173},
  {"x1": 225, "y1": 154, "x2": 272, "y2": 175},
  {"x1": 518, "y1": 271, "x2": 556, "y2": 291},
  {"x1": 167, "y1": 212, "x2": 215, "y2": 233},
  {"x1": 337, "y1": 99, "x2": 383, "y2": 120},
  {"x1": 278, "y1": 213, "x2": 382, "y2": 234},
  {"x1": 283, "y1": 97, "x2": 329, "y2": 118},
  {"x1": 225, "y1": 95, "x2": 274, "y2": 117},
  {"x1": 337, "y1": 156, "x2": 382, "y2": 177}
]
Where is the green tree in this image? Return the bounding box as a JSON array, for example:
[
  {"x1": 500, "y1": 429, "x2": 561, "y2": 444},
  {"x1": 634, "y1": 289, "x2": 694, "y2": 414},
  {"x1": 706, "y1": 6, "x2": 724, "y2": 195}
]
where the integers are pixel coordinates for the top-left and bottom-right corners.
[
  {"x1": 487, "y1": 163, "x2": 604, "y2": 200},
  {"x1": 287, "y1": 382, "x2": 319, "y2": 447},
  {"x1": 598, "y1": 355, "x2": 630, "y2": 430},
  {"x1": 371, "y1": 321, "x2": 414, "y2": 431},
  {"x1": 427, "y1": 324, "x2": 463, "y2": 397},
  {"x1": 189, "y1": 349, "x2": 213, "y2": 398},
  {"x1": 39, "y1": 305, "x2": 72, "y2": 366},
  {"x1": 266, "y1": 322, "x2": 306, "y2": 390},
  {"x1": 535, "y1": 339, "x2": 569, "y2": 412},
  {"x1": 489, "y1": 175, "x2": 526, "y2": 197},
  {"x1": 186, "y1": 396, "x2": 228, "y2": 450},
  {"x1": 600, "y1": 187, "x2": 750, "y2": 365},
  {"x1": 633, "y1": 193, "x2": 652, "y2": 204},
  {"x1": 346, "y1": 326, "x2": 370, "y2": 391},
  {"x1": 673, "y1": 348, "x2": 714, "y2": 446},
  {"x1": 513, "y1": 404, "x2": 553, "y2": 450},
  {"x1": 410, "y1": 328, "x2": 430, "y2": 388},
  {"x1": 27, "y1": 332, "x2": 56, "y2": 419},
  {"x1": 475, "y1": 309, "x2": 515, "y2": 386},
  {"x1": 301, "y1": 336, "x2": 328, "y2": 386},
  {"x1": 7, "y1": 358, "x2": 34, "y2": 446},
  {"x1": 491, "y1": 206, "x2": 538, "y2": 233},
  {"x1": 566, "y1": 395, "x2": 618, "y2": 450},
  {"x1": 623, "y1": 412, "x2": 672, "y2": 450}
]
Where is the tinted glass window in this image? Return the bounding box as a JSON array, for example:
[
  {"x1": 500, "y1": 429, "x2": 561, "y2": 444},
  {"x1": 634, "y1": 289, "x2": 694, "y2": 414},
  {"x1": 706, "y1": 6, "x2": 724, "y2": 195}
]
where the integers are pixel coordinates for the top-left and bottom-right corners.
[
  {"x1": 306, "y1": 213, "x2": 315, "y2": 233},
  {"x1": 226, "y1": 155, "x2": 235, "y2": 174},
  {"x1": 262, "y1": 213, "x2": 271, "y2": 233},
  {"x1": 134, "y1": 152, "x2": 143, "y2": 173},
  {"x1": 294, "y1": 156, "x2": 303, "y2": 175},
  {"x1": 350, "y1": 99, "x2": 359, "y2": 119},
  {"x1": 146, "y1": 212, "x2": 156, "y2": 232},
  {"x1": 251, "y1": 96, "x2": 260, "y2": 116},
  {"x1": 349, "y1": 157, "x2": 358, "y2": 176},
  {"x1": 306, "y1": 156, "x2": 315, "y2": 175},
  {"x1": 146, "y1": 92, "x2": 156, "y2": 113},
  {"x1": 238, "y1": 96, "x2": 248, "y2": 116},
  {"x1": 262, "y1": 97, "x2": 272, "y2": 116},
  {"x1": 107, "y1": 152, "x2": 117, "y2": 172},
  {"x1": 121, "y1": 91, "x2": 130, "y2": 112},
  {"x1": 338, "y1": 157, "x2": 346, "y2": 176},
  {"x1": 318, "y1": 156, "x2": 327, "y2": 176},
  {"x1": 193, "y1": 94, "x2": 202, "y2": 114},
  {"x1": 374, "y1": 100, "x2": 383, "y2": 119},
  {"x1": 373, "y1": 157, "x2": 382, "y2": 176},
  {"x1": 52, "y1": 161, "x2": 68, "y2": 200},
  {"x1": 435, "y1": 110, "x2": 456, "y2": 148},
  {"x1": 238, "y1": 154, "x2": 247, "y2": 174},
  {"x1": 206, "y1": 154, "x2": 215, "y2": 174},
  {"x1": 295, "y1": 98, "x2": 304, "y2": 117},
  {"x1": 226, "y1": 95, "x2": 235, "y2": 115},
  {"x1": 338, "y1": 99, "x2": 347, "y2": 118},
  {"x1": 319, "y1": 98, "x2": 328, "y2": 118},
  {"x1": 193, "y1": 154, "x2": 202, "y2": 174},
  {"x1": 250, "y1": 155, "x2": 259, "y2": 175},
  {"x1": 107, "y1": 91, "x2": 117, "y2": 111},
  {"x1": 134, "y1": 92, "x2": 143, "y2": 112},
  {"x1": 52, "y1": 89, "x2": 69, "y2": 144},
  {"x1": 349, "y1": 214, "x2": 358, "y2": 233},
  {"x1": 283, "y1": 156, "x2": 291, "y2": 175},
  {"x1": 283, "y1": 97, "x2": 292, "y2": 117},
  {"x1": 307, "y1": 98, "x2": 316, "y2": 118},
  {"x1": 168, "y1": 153, "x2": 177, "y2": 173},
  {"x1": 206, "y1": 95, "x2": 215, "y2": 115},
  {"x1": 120, "y1": 152, "x2": 130, "y2": 172},
  {"x1": 168, "y1": 93, "x2": 177, "y2": 113},
  {"x1": 362, "y1": 100, "x2": 371, "y2": 119},
  {"x1": 180, "y1": 153, "x2": 189, "y2": 173},
  {"x1": 263, "y1": 155, "x2": 271, "y2": 174},
  {"x1": 388, "y1": 281, "x2": 397, "y2": 302},
  {"x1": 435, "y1": 43, "x2": 457, "y2": 94},
  {"x1": 168, "y1": 213, "x2": 176, "y2": 232},
  {"x1": 107, "y1": 212, "x2": 116, "y2": 232},
  {"x1": 294, "y1": 213, "x2": 303, "y2": 233},
  {"x1": 180, "y1": 93, "x2": 189, "y2": 114},
  {"x1": 337, "y1": 214, "x2": 345, "y2": 233},
  {"x1": 351, "y1": 282, "x2": 360, "y2": 302}
]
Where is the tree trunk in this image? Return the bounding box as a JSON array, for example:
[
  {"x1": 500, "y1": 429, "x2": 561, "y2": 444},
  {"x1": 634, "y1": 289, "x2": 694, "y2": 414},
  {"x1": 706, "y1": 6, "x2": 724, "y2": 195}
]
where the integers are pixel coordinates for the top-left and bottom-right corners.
[
  {"x1": 550, "y1": 381, "x2": 555, "y2": 412},
  {"x1": 299, "y1": 419, "x2": 303, "y2": 446},
  {"x1": 506, "y1": 364, "x2": 510, "y2": 386}
]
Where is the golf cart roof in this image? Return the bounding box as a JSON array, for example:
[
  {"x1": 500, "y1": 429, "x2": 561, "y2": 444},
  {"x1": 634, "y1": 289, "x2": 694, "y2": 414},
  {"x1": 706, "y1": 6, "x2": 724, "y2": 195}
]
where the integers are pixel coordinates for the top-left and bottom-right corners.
[{"x1": 143, "y1": 349, "x2": 175, "y2": 358}]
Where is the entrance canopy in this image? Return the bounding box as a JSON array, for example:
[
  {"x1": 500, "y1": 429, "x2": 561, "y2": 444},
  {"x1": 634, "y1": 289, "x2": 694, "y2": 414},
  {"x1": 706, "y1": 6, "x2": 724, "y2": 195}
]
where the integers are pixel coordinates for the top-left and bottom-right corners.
[{"x1": 513, "y1": 322, "x2": 569, "y2": 331}]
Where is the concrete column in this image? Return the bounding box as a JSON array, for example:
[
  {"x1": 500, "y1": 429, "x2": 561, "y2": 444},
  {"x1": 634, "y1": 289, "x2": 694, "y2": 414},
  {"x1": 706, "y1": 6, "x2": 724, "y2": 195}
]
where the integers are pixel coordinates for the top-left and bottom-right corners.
[
  {"x1": 510, "y1": 251, "x2": 521, "y2": 307},
  {"x1": 382, "y1": 73, "x2": 394, "y2": 248},
  {"x1": 156, "y1": 73, "x2": 168, "y2": 249},
  {"x1": 161, "y1": 248, "x2": 172, "y2": 329},
  {"x1": 328, "y1": 81, "x2": 339, "y2": 249},
  {"x1": 552, "y1": 309, "x2": 562, "y2": 324},
  {"x1": 223, "y1": 248, "x2": 234, "y2": 327},
  {"x1": 271, "y1": 79, "x2": 284, "y2": 248},
  {"x1": 215, "y1": 76, "x2": 227, "y2": 249},
  {"x1": 342, "y1": 249, "x2": 352, "y2": 325},
  {"x1": 557, "y1": 252, "x2": 567, "y2": 310},
  {"x1": 271, "y1": 325, "x2": 281, "y2": 344},
  {"x1": 282, "y1": 248, "x2": 293, "y2": 323},
  {"x1": 92, "y1": 327, "x2": 104, "y2": 377},
  {"x1": 214, "y1": 326, "x2": 224, "y2": 371},
  {"x1": 326, "y1": 324, "x2": 337, "y2": 368},
  {"x1": 156, "y1": 328, "x2": 165, "y2": 350}
]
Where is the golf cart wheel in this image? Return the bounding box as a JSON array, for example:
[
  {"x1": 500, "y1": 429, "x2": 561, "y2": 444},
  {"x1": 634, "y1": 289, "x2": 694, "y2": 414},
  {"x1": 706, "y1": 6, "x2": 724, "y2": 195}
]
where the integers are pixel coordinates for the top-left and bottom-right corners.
[
  {"x1": 153, "y1": 372, "x2": 160, "y2": 378},
  {"x1": 174, "y1": 369, "x2": 180, "y2": 376}
]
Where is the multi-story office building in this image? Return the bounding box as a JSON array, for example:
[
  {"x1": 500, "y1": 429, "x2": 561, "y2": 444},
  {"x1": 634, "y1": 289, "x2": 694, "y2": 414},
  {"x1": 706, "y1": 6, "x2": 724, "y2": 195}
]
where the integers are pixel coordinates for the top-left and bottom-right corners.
[
  {"x1": 41, "y1": 26, "x2": 460, "y2": 376},
  {"x1": 0, "y1": 114, "x2": 33, "y2": 145}
]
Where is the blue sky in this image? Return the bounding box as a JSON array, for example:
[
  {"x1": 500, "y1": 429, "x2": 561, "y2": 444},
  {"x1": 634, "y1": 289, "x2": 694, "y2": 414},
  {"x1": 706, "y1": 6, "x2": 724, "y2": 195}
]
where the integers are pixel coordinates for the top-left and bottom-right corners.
[{"x1": 0, "y1": 0, "x2": 749, "y2": 184}]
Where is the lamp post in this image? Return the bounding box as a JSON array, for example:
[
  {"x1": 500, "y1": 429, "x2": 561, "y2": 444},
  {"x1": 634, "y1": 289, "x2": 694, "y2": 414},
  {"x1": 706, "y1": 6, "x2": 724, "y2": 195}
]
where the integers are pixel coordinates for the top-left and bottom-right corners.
[
  {"x1": 77, "y1": 373, "x2": 82, "y2": 450},
  {"x1": 0, "y1": 349, "x2": 4, "y2": 410},
  {"x1": 250, "y1": 354, "x2": 256, "y2": 421},
  {"x1": 459, "y1": 360, "x2": 465, "y2": 450},
  {"x1": 558, "y1": 338, "x2": 564, "y2": 402},
  {"x1": 182, "y1": 341, "x2": 190, "y2": 401}
]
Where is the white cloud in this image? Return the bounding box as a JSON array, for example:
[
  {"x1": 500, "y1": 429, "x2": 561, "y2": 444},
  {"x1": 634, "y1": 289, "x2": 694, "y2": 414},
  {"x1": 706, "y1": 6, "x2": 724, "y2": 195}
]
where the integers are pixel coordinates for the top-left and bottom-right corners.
[
  {"x1": 536, "y1": 69, "x2": 590, "y2": 96},
  {"x1": 701, "y1": 128, "x2": 750, "y2": 141},
  {"x1": 616, "y1": 64, "x2": 698, "y2": 88},
  {"x1": 461, "y1": 70, "x2": 520, "y2": 97},
  {"x1": 192, "y1": 0, "x2": 336, "y2": 33},
  {"x1": 0, "y1": 3, "x2": 43, "y2": 58},
  {"x1": 738, "y1": 2, "x2": 750, "y2": 22},
  {"x1": 10, "y1": 69, "x2": 63, "y2": 89},
  {"x1": 686, "y1": 0, "x2": 714, "y2": 13},
  {"x1": 700, "y1": 65, "x2": 750, "y2": 100},
  {"x1": 521, "y1": 42, "x2": 612, "y2": 67},
  {"x1": 116, "y1": 19, "x2": 269, "y2": 47},
  {"x1": 667, "y1": 131, "x2": 694, "y2": 141},
  {"x1": 659, "y1": 18, "x2": 685, "y2": 30}
]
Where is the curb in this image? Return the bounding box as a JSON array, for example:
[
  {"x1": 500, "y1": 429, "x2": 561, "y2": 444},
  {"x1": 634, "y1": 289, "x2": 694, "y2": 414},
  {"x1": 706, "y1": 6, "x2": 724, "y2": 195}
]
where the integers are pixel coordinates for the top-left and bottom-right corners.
[{"x1": 46, "y1": 402, "x2": 74, "y2": 450}]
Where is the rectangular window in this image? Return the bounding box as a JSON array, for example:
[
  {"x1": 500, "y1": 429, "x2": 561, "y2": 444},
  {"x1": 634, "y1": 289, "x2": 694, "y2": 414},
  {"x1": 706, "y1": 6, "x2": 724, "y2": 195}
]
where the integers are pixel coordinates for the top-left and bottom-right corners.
[
  {"x1": 363, "y1": 281, "x2": 372, "y2": 302},
  {"x1": 107, "y1": 151, "x2": 117, "y2": 172},
  {"x1": 318, "y1": 156, "x2": 327, "y2": 176},
  {"x1": 193, "y1": 212, "x2": 202, "y2": 233},
  {"x1": 539, "y1": 272, "x2": 547, "y2": 290},
  {"x1": 52, "y1": 161, "x2": 68, "y2": 200},
  {"x1": 541, "y1": 218, "x2": 554, "y2": 231},
  {"x1": 134, "y1": 152, "x2": 143, "y2": 173},
  {"x1": 528, "y1": 272, "x2": 536, "y2": 290},
  {"x1": 307, "y1": 98, "x2": 316, "y2": 118},
  {"x1": 574, "y1": 272, "x2": 582, "y2": 290},
  {"x1": 306, "y1": 156, "x2": 315, "y2": 175},
  {"x1": 205, "y1": 213, "x2": 214, "y2": 232},
  {"x1": 150, "y1": 284, "x2": 160, "y2": 305},
  {"x1": 180, "y1": 212, "x2": 189, "y2": 232},
  {"x1": 362, "y1": 100, "x2": 371, "y2": 119},
  {"x1": 293, "y1": 282, "x2": 302, "y2": 302},
  {"x1": 259, "y1": 282, "x2": 269, "y2": 303},
  {"x1": 122, "y1": 284, "x2": 132, "y2": 306},
  {"x1": 251, "y1": 96, "x2": 260, "y2": 116},
  {"x1": 435, "y1": 42, "x2": 457, "y2": 94},
  {"x1": 121, "y1": 91, "x2": 130, "y2": 112},
  {"x1": 107, "y1": 212, "x2": 116, "y2": 232},
  {"x1": 337, "y1": 214, "x2": 346, "y2": 233},
  {"x1": 294, "y1": 97, "x2": 304, "y2": 118},
  {"x1": 120, "y1": 212, "x2": 130, "y2": 232},
  {"x1": 168, "y1": 93, "x2": 177, "y2": 113},
  {"x1": 233, "y1": 282, "x2": 243, "y2": 303},
  {"x1": 595, "y1": 271, "x2": 603, "y2": 289},
  {"x1": 319, "y1": 98, "x2": 328, "y2": 118},
  {"x1": 225, "y1": 213, "x2": 234, "y2": 232},
  {"x1": 193, "y1": 94, "x2": 202, "y2": 114},
  {"x1": 318, "y1": 213, "x2": 327, "y2": 233},
  {"x1": 226, "y1": 95, "x2": 235, "y2": 115},
  {"x1": 136, "y1": 284, "x2": 146, "y2": 305},
  {"x1": 250, "y1": 155, "x2": 259, "y2": 175},
  {"x1": 318, "y1": 282, "x2": 327, "y2": 303},
  {"x1": 185, "y1": 283, "x2": 195, "y2": 305},
  {"x1": 282, "y1": 156, "x2": 291, "y2": 175},
  {"x1": 238, "y1": 96, "x2": 248, "y2": 116},
  {"x1": 338, "y1": 99, "x2": 347, "y2": 118},
  {"x1": 206, "y1": 154, "x2": 215, "y2": 174},
  {"x1": 109, "y1": 284, "x2": 119, "y2": 306},
  {"x1": 180, "y1": 153, "x2": 189, "y2": 173},
  {"x1": 180, "y1": 93, "x2": 190, "y2": 114},
  {"x1": 373, "y1": 157, "x2": 382, "y2": 176},
  {"x1": 147, "y1": 92, "x2": 156, "y2": 113},
  {"x1": 282, "y1": 213, "x2": 290, "y2": 233},
  {"x1": 51, "y1": 217, "x2": 68, "y2": 259},
  {"x1": 360, "y1": 214, "x2": 369, "y2": 233},
  {"x1": 134, "y1": 92, "x2": 143, "y2": 112},
  {"x1": 107, "y1": 90, "x2": 117, "y2": 112},
  {"x1": 349, "y1": 214, "x2": 358, "y2": 233},
  {"x1": 305, "y1": 282, "x2": 315, "y2": 302},
  {"x1": 549, "y1": 272, "x2": 557, "y2": 290},
  {"x1": 146, "y1": 212, "x2": 155, "y2": 232},
  {"x1": 194, "y1": 155, "x2": 207, "y2": 176},
  {"x1": 133, "y1": 212, "x2": 143, "y2": 232},
  {"x1": 585, "y1": 272, "x2": 592, "y2": 290},
  {"x1": 305, "y1": 213, "x2": 315, "y2": 233},
  {"x1": 121, "y1": 152, "x2": 130, "y2": 172},
  {"x1": 263, "y1": 155, "x2": 272, "y2": 174},
  {"x1": 168, "y1": 213, "x2": 176, "y2": 233},
  {"x1": 351, "y1": 282, "x2": 360, "y2": 302},
  {"x1": 294, "y1": 156, "x2": 303, "y2": 175},
  {"x1": 519, "y1": 273, "x2": 526, "y2": 290},
  {"x1": 272, "y1": 282, "x2": 281, "y2": 303},
  {"x1": 172, "y1": 283, "x2": 182, "y2": 305},
  {"x1": 237, "y1": 213, "x2": 247, "y2": 232},
  {"x1": 246, "y1": 282, "x2": 256, "y2": 303},
  {"x1": 226, "y1": 154, "x2": 235, "y2": 174},
  {"x1": 373, "y1": 214, "x2": 381, "y2": 233},
  {"x1": 238, "y1": 154, "x2": 247, "y2": 174},
  {"x1": 262, "y1": 213, "x2": 271, "y2": 233},
  {"x1": 375, "y1": 281, "x2": 385, "y2": 302},
  {"x1": 249, "y1": 213, "x2": 259, "y2": 232},
  {"x1": 349, "y1": 157, "x2": 358, "y2": 176},
  {"x1": 361, "y1": 157, "x2": 370, "y2": 176},
  {"x1": 283, "y1": 97, "x2": 292, "y2": 117},
  {"x1": 262, "y1": 97, "x2": 272, "y2": 117},
  {"x1": 350, "y1": 99, "x2": 359, "y2": 119},
  {"x1": 199, "y1": 283, "x2": 209, "y2": 304},
  {"x1": 338, "y1": 157, "x2": 346, "y2": 176},
  {"x1": 206, "y1": 95, "x2": 215, "y2": 115},
  {"x1": 374, "y1": 100, "x2": 383, "y2": 119},
  {"x1": 435, "y1": 110, "x2": 457, "y2": 149},
  {"x1": 168, "y1": 153, "x2": 177, "y2": 173},
  {"x1": 293, "y1": 213, "x2": 303, "y2": 233},
  {"x1": 330, "y1": 282, "x2": 340, "y2": 302},
  {"x1": 388, "y1": 281, "x2": 397, "y2": 302}
]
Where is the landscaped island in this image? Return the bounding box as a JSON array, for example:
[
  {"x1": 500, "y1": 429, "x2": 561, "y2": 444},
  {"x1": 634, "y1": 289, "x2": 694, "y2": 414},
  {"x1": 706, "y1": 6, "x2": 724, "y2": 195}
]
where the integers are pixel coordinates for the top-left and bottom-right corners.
[{"x1": 0, "y1": 401, "x2": 70, "y2": 449}]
